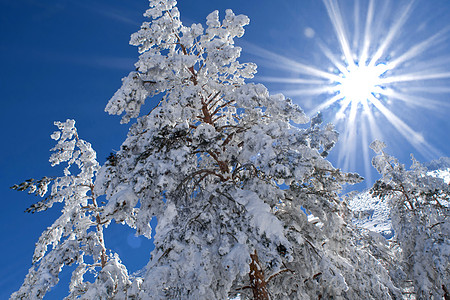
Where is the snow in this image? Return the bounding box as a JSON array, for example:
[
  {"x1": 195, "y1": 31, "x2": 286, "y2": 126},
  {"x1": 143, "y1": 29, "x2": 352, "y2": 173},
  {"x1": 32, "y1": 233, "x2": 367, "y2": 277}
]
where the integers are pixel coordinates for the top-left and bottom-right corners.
[
  {"x1": 349, "y1": 190, "x2": 393, "y2": 238},
  {"x1": 349, "y1": 159, "x2": 449, "y2": 239},
  {"x1": 428, "y1": 168, "x2": 450, "y2": 184},
  {"x1": 11, "y1": 0, "x2": 449, "y2": 297}
]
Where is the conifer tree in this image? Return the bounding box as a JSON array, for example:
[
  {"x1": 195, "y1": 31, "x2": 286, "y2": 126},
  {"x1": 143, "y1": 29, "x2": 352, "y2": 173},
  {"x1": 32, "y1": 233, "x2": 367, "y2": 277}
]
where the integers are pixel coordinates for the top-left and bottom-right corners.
[
  {"x1": 11, "y1": 120, "x2": 131, "y2": 299},
  {"x1": 370, "y1": 141, "x2": 449, "y2": 299}
]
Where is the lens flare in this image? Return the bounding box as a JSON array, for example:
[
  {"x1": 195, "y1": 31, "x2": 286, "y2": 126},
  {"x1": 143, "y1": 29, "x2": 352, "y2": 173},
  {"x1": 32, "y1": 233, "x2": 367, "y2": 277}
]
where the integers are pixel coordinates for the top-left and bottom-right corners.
[
  {"x1": 247, "y1": 0, "x2": 450, "y2": 184},
  {"x1": 337, "y1": 63, "x2": 388, "y2": 104}
]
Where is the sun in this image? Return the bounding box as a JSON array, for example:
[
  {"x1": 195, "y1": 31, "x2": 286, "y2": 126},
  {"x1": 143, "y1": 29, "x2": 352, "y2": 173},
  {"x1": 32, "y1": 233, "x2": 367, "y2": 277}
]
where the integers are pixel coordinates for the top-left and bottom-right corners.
[
  {"x1": 248, "y1": 0, "x2": 450, "y2": 184},
  {"x1": 336, "y1": 63, "x2": 388, "y2": 105}
]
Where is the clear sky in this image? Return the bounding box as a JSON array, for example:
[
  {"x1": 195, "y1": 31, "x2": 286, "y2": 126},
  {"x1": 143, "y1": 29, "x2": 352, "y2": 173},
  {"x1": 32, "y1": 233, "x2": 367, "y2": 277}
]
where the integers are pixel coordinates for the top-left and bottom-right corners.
[{"x1": 1, "y1": 0, "x2": 449, "y2": 298}]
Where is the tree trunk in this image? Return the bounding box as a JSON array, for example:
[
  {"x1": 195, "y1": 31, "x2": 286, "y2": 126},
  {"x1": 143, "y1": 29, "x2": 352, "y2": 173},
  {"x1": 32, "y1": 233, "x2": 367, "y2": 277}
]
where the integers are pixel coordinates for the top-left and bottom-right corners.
[{"x1": 249, "y1": 250, "x2": 269, "y2": 300}]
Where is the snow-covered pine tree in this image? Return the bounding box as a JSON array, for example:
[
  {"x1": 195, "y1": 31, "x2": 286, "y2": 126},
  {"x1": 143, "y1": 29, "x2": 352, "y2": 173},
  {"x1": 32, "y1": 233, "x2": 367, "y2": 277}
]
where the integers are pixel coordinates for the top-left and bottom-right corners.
[
  {"x1": 370, "y1": 140, "x2": 450, "y2": 299},
  {"x1": 12, "y1": 1, "x2": 402, "y2": 299},
  {"x1": 96, "y1": 1, "x2": 401, "y2": 298},
  {"x1": 10, "y1": 120, "x2": 131, "y2": 299}
]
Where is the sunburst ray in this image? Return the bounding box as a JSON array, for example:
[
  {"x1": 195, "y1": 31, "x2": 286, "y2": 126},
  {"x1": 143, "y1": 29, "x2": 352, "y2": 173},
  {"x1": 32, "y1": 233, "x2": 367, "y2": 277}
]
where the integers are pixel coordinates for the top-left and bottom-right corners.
[{"x1": 247, "y1": 0, "x2": 450, "y2": 183}]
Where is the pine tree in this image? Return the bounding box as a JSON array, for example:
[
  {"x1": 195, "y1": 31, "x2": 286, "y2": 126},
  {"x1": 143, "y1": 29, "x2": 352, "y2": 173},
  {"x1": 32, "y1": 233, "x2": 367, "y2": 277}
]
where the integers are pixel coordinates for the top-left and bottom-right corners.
[
  {"x1": 12, "y1": 1, "x2": 405, "y2": 299},
  {"x1": 370, "y1": 140, "x2": 450, "y2": 299},
  {"x1": 11, "y1": 120, "x2": 131, "y2": 299}
]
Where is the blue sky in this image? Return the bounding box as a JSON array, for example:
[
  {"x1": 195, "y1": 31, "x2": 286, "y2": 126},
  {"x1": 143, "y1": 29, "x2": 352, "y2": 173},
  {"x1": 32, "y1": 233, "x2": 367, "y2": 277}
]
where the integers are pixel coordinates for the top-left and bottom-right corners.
[{"x1": 1, "y1": 0, "x2": 449, "y2": 298}]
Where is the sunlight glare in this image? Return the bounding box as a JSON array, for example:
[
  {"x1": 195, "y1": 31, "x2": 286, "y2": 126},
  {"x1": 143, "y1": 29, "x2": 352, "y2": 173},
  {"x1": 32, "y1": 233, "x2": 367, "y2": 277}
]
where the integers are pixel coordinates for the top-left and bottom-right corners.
[
  {"x1": 249, "y1": 0, "x2": 450, "y2": 183},
  {"x1": 337, "y1": 63, "x2": 388, "y2": 103}
]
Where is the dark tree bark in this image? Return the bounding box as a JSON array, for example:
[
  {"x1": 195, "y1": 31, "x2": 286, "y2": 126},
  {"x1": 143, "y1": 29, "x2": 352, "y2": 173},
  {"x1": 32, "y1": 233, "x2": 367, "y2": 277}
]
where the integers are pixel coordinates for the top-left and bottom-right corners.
[{"x1": 249, "y1": 250, "x2": 269, "y2": 300}]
